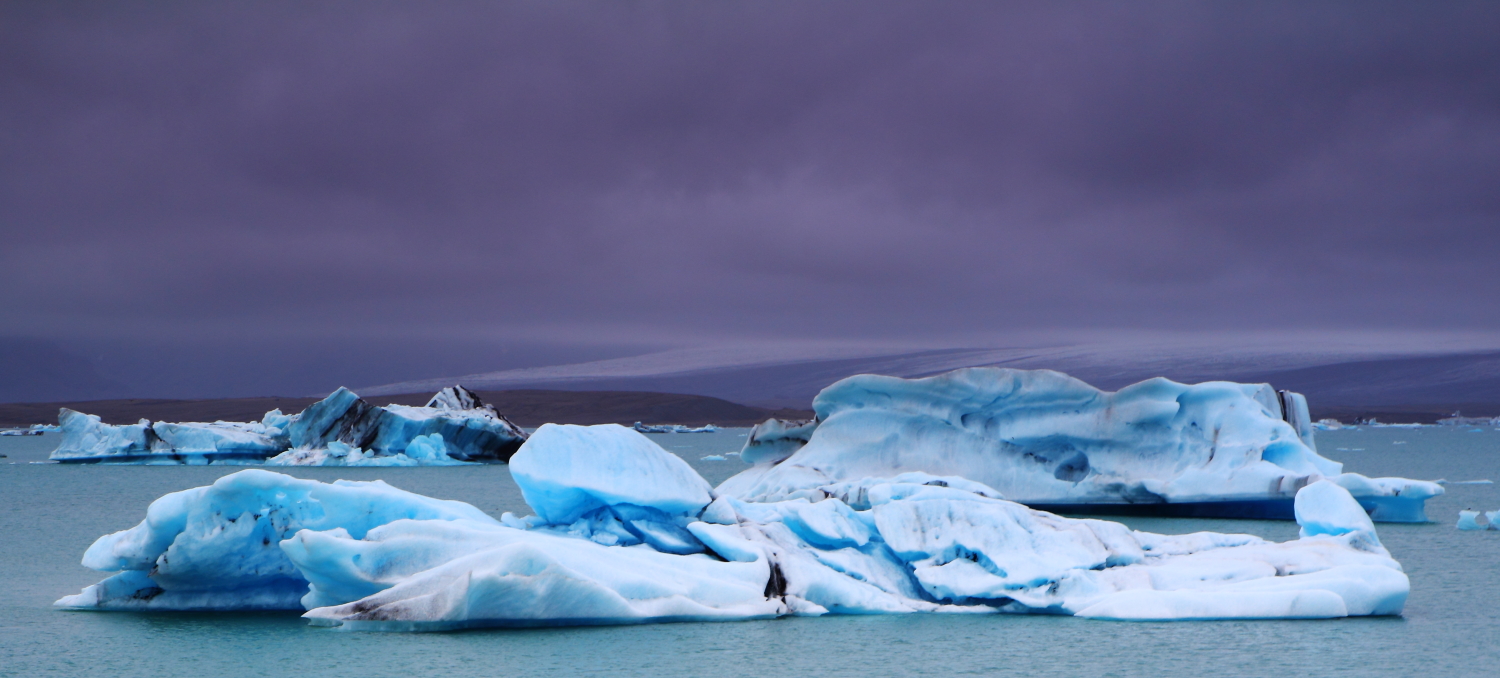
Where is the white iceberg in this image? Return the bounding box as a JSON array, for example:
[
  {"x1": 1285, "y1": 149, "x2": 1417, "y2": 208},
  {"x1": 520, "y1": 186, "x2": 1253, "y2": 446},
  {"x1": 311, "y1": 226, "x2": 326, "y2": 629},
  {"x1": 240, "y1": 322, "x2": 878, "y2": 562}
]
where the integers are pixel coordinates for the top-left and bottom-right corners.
[
  {"x1": 48, "y1": 385, "x2": 526, "y2": 466},
  {"x1": 1, "y1": 428, "x2": 45, "y2": 436},
  {"x1": 1456, "y1": 510, "x2": 1500, "y2": 531},
  {"x1": 508, "y1": 424, "x2": 713, "y2": 554},
  {"x1": 266, "y1": 434, "x2": 474, "y2": 467},
  {"x1": 633, "y1": 422, "x2": 719, "y2": 434},
  {"x1": 50, "y1": 409, "x2": 288, "y2": 464},
  {"x1": 59, "y1": 426, "x2": 1410, "y2": 628},
  {"x1": 720, "y1": 368, "x2": 1441, "y2": 522}
]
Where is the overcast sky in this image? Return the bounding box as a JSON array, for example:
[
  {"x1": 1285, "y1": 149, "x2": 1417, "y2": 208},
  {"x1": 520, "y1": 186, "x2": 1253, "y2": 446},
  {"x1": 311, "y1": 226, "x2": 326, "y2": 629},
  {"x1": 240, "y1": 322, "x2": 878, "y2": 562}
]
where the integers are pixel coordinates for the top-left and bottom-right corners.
[{"x1": 3, "y1": 1, "x2": 1499, "y2": 400}]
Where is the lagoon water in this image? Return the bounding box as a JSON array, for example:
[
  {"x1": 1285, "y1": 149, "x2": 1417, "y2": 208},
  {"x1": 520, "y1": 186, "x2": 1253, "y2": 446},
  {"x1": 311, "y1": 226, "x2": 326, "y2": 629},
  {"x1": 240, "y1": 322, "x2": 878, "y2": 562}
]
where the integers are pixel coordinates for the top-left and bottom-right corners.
[{"x1": 3, "y1": 426, "x2": 1498, "y2": 677}]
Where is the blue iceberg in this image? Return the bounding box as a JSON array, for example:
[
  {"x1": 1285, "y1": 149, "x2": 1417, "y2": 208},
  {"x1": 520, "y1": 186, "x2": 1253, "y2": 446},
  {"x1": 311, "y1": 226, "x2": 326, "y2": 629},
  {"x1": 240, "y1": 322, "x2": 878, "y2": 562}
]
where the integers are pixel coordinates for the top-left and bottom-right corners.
[
  {"x1": 59, "y1": 424, "x2": 1410, "y2": 628},
  {"x1": 740, "y1": 417, "x2": 818, "y2": 465},
  {"x1": 633, "y1": 422, "x2": 719, "y2": 433},
  {"x1": 50, "y1": 409, "x2": 289, "y2": 464},
  {"x1": 720, "y1": 368, "x2": 1441, "y2": 522},
  {"x1": 49, "y1": 385, "x2": 526, "y2": 466}
]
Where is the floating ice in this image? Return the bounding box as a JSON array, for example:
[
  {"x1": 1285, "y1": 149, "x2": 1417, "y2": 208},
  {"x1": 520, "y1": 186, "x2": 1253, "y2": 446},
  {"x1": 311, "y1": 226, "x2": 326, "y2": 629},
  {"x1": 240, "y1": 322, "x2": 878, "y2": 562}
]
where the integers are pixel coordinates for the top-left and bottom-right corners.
[
  {"x1": 1437, "y1": 414, "x2": 1500, "y2": 426},
  {"x1": 289, "y1": 386, "x2": 525, "y2": 462},
  {"x1": 509, "y1": 424, "x2": 713, "y2": 524},
  {"x1": 739, "y1": 418, "x2": 818, "y2": 465},
  {"x1": 50, "y1": 409, "x2": 288, "y2": 464},
  {"x1": 59, "y1": 426, "x2": 1410, "y2": 628},
  {"x1": 1456, "y1": 510, "x2": 1500, "y2": 531},
  {"x1": 634, "y1": 422, "x2": 719, "y2": 433},
  {"x1": 266, "y1": 435, "x2": 474, "y2": 467},
  {"x1": 54, "y1": 469, "x2": 495, "y2": 610},
  {"x1": 49, "y1": 385, "x2": 525, "y2": 466},
  {"x1": 719, "y1": 368, "x2": 1441, "y2": 522},
  {"x1": 1314, "y1": 418, "x2": 1344, "y2": 431}
]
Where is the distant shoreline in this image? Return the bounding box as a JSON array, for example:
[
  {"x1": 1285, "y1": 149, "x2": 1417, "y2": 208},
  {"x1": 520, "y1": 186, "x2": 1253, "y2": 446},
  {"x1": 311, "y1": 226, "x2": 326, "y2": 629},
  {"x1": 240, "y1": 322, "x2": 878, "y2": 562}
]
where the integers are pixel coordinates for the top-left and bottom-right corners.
[
  {"x1": 0, "y1": 389, "x2": 815, "y2": 429},
  {"x1": 4, "y1": 389, "x2": 1496, "y2": 430}
]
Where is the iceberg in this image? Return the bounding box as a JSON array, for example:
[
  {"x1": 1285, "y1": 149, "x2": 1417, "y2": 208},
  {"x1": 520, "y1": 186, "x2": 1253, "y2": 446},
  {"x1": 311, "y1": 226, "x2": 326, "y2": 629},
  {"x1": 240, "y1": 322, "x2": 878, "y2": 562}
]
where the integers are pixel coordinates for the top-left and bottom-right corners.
[
  {"x1": 286, "y1": 386, "x2": 526, "y2": 463},
  {"x1": 54, "y1": 469, "x2": 494, "y2": 610},
  {"x1": 48, "y1": 385, "x2": 526, "y2": 466},
  {"x1": 633, "y1": 422, "x2": 719, "y2": 434},
  {"x1": 266, "y1": 435, "x2": 474, "y2": 467},
  {"x1": 60, "y1": 425, "x2": 1410, "y2": 628},
  {"x1": 1313, "y1": 418, "x2": 1344, "y2": 431},
  {"x1": 739, "y1": 418, "x2": 818, "y2": 465},
  {"x1": 720, "y1": 368, "x2": 1441, "y2": 522},
  {"x1": 50, "y1": 409, "x2": 289, "y2": 464},
  {"x1": 1456, "y1": 510, "x2": 1500, "y2": 531}
]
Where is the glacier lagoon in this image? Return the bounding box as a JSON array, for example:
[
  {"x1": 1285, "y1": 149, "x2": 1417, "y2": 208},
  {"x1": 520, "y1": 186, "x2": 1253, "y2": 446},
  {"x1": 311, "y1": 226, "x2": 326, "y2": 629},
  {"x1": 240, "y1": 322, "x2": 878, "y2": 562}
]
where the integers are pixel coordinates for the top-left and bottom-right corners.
[{"x1": 3, "y1": 426, "x2": 1498, "y2": 677}]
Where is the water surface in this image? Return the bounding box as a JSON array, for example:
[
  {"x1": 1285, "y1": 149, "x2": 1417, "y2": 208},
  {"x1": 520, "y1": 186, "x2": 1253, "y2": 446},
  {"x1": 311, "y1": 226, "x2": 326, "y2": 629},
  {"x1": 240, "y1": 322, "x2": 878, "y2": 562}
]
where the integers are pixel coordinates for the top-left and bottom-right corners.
[{"x1": 3, "y1": 427, "x2": 1497, "y2": 678}]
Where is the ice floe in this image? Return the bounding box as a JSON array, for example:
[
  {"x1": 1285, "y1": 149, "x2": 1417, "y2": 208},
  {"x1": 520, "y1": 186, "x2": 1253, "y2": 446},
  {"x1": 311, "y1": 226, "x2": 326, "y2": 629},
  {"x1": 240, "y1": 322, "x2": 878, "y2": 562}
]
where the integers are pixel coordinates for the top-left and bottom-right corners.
[
  {"x1": 633, "y1": 422, "x2": 719, "y2": 433},
  {"x1": 721, "y1": 368, "x2": 1441, "y2": 522},
  {"x1": 739, "y1": 417, "x2": 818, "y2": 465},
  {"x1": 59, "y1": 425, "x2": 1410, "y2": 628},
  {"x1": 48, "y1": 386, "x2": 526, "y2": 466},
  {"x1": 1456, "y1": 510, "x2": 1500, "y2": 531}
]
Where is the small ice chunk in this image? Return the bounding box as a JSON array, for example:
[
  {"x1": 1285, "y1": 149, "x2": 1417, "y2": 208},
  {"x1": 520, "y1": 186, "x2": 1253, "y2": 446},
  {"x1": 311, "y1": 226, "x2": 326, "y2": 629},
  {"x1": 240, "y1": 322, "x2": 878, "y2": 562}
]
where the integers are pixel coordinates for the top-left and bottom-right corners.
[{"x1": 1296, "y1": 480, "x2": 1376, "y2": 541}]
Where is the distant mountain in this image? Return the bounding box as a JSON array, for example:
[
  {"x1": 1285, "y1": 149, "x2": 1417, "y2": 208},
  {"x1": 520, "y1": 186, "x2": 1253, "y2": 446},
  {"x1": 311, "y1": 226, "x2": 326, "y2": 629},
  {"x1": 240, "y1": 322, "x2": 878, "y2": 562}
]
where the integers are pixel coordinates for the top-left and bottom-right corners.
[{"x1": 0, "y1": 389, "x2": 811, "y2": 429}]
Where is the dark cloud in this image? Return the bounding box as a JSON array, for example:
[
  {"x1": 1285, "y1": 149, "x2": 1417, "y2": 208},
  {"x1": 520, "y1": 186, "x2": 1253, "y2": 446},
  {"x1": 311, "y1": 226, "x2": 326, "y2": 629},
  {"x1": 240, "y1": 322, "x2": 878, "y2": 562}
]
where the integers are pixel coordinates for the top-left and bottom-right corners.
[{"x1": 2, "y1": 1, "x2": 1498, "y2": 399}]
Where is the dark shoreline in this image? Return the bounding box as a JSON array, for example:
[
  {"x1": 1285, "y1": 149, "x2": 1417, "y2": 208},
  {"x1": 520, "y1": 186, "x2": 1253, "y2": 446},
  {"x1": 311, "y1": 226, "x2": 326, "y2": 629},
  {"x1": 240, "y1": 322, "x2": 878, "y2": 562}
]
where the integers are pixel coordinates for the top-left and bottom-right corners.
[
  {"x1": 0, "y1": 389, "x2": 814, "y2": 429},
  {"x1": 4, "y1": 388, "x2": 1496, "y2": 430}
]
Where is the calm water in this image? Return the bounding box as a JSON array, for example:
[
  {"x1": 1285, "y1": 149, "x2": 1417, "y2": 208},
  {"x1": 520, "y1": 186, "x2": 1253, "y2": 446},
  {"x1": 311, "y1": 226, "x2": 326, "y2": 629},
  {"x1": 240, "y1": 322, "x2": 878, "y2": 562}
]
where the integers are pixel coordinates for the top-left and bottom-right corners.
[{"x1": 3, "y1": 427, "x2": 1498, "y2": 678}]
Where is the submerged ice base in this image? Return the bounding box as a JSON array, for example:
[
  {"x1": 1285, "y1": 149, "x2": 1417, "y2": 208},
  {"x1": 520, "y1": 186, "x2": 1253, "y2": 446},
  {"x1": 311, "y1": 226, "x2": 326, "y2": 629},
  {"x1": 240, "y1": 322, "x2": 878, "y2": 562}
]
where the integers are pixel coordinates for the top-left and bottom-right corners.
[
  {"x1": 59, "y1": 424, "x2": 1410, "y2": 630},
  {"x1": 722, "y1": 369, "x2": 1440, "y2": 522}
]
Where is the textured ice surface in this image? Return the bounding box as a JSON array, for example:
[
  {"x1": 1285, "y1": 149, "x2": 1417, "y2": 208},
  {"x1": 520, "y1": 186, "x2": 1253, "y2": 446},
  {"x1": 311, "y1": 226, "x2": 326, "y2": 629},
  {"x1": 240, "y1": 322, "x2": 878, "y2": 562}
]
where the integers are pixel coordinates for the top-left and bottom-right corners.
[
  {"x1": 59, "y1": 427, "x2": 1410, "y2": 628},
  {"x1": 509, "y1": 424, "x2": 713, "y2": 524},
  {"x1": 266, "y1": 435, "x2": 474, "y2": 467},
  {"x1": 54, "y1": 470, "x2": 494, "y2": 610},
  {"x1": 718, "y1": 368, "x2": 1440, "y2": 522},
  {"x1": 289, "y1": 386, "x2": 526, "y2": 462},
  {"x1": 634, "y1": 423, "x2": 720, "y2": 433},
  {"x1": 50, "y1": 409, "x2": 287, "y2": 464},
  {"x1": 49, "y1": 385, "x2": 524, "y2": 465},
  {"x1": 739, "y1": 418, "x2": 818, "y2": 465},
  {"x1": 1456, "y1": 510, "x2": 1500, "y2": 530}
]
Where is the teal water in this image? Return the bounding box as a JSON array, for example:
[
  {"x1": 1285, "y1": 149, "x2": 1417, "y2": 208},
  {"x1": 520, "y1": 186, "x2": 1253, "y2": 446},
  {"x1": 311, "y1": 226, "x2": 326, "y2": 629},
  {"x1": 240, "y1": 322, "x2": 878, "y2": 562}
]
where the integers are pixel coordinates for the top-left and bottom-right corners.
[{"x1": 3, "y1": 427, "x2": 1498, "y2": 677}]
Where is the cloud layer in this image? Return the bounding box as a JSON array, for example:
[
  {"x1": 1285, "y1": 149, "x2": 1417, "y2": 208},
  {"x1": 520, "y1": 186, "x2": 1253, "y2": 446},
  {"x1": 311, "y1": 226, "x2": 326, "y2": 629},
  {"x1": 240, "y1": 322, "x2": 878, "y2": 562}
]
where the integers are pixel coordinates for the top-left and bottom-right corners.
[{"x1": 3, "y1": 1, "x2": 1498, "y2": 398}]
